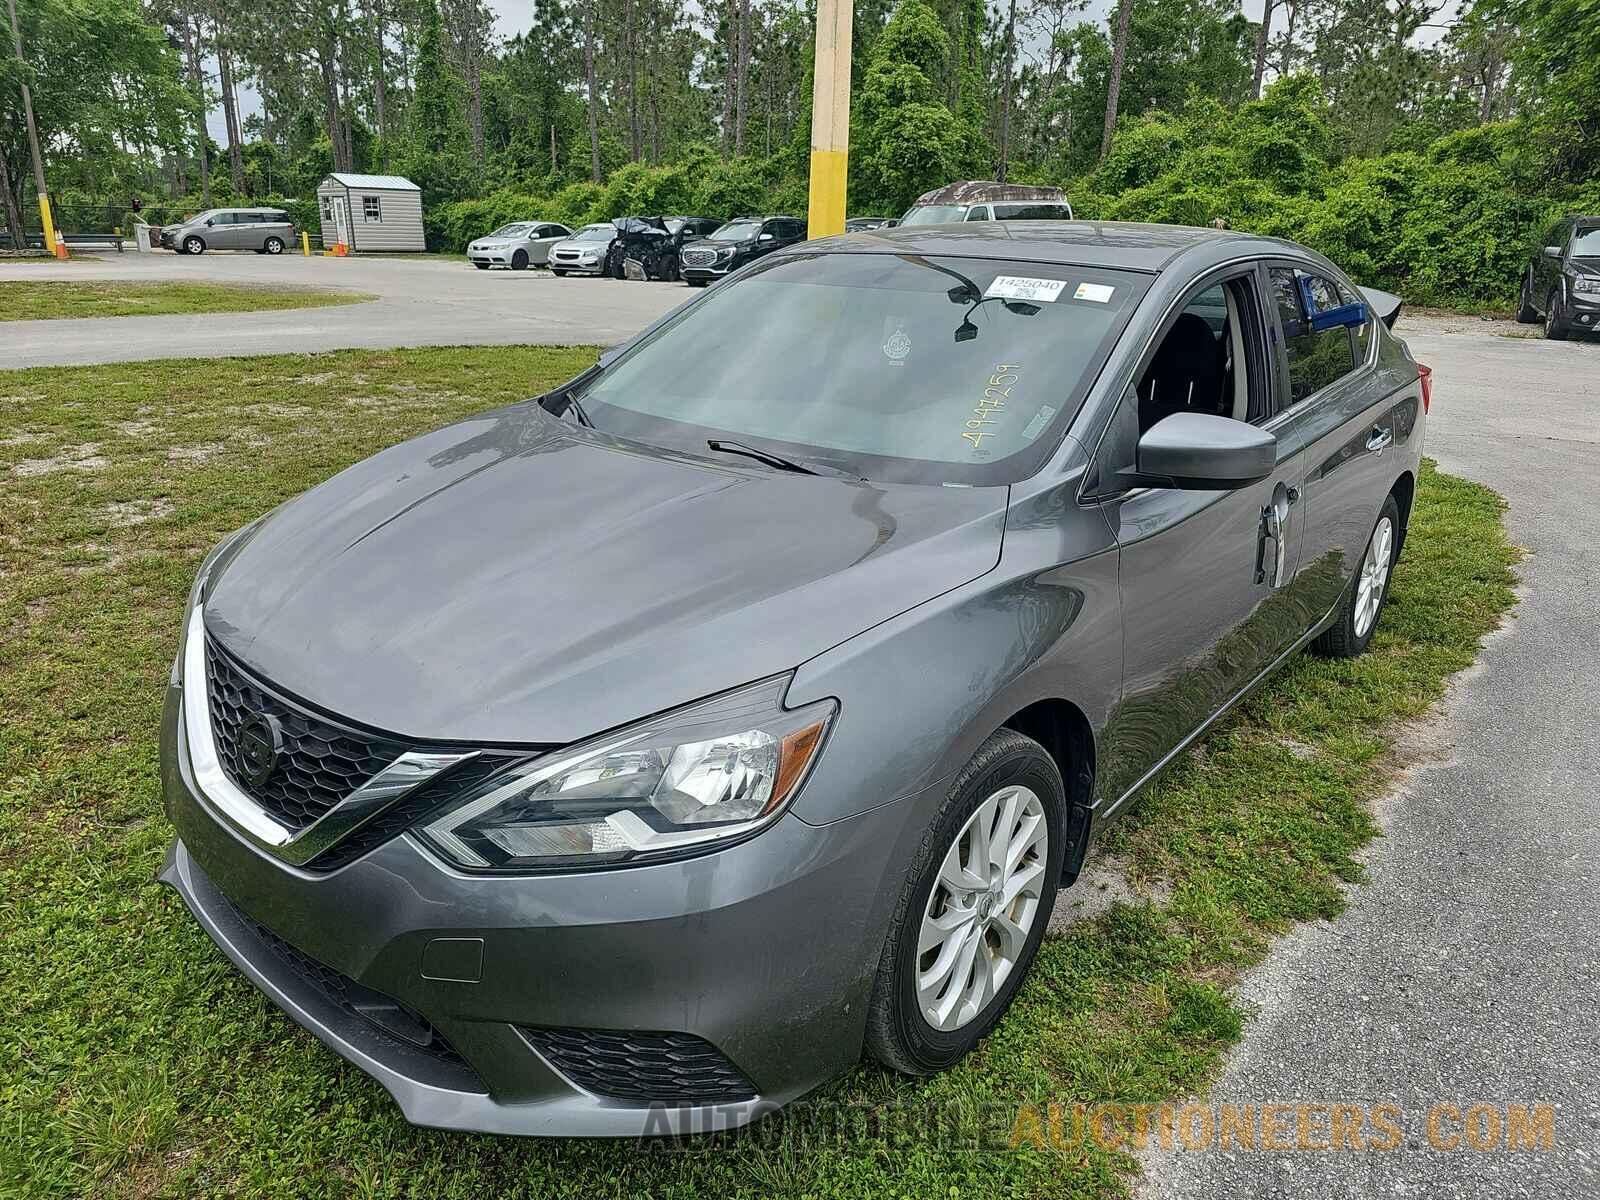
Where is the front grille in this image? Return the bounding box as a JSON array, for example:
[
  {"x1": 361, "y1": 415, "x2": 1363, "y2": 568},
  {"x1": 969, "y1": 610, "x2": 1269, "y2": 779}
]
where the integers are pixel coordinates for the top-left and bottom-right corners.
[
  {"x1": 681, "y1": 248, "x2": 717, "y2": 267},
  {"x1": 229, "y1": 899, "x2": 480, "y2": 1078},
  {"x1": 522, "y1": 1026, "x2": 758, "y2": 1106},
  {"x1": 554, "y1": 249, "x2": 580, "y2": 260},
  {"x1": 205, "y1": 638, "x2": 408, "y2": 831}
]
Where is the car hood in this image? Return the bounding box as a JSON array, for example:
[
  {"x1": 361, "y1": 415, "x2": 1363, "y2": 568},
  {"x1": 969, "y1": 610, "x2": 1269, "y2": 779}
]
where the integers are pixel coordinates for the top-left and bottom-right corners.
[{"x1": 204, "y1": 405, "x2": 1008, "y2": 745}]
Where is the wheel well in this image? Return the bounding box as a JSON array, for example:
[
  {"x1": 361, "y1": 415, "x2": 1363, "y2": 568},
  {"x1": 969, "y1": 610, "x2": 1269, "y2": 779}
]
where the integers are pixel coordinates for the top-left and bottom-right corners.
[
  {"x1": 1002, "y1": 698, "x2": 1094, "y2": 811},
  {"x1": 1003, "y1": 699, "x2": 1095, "y2": 884},
  {"x1": 1390, "y1": 470, "x2": 1415, "y2": 557}
]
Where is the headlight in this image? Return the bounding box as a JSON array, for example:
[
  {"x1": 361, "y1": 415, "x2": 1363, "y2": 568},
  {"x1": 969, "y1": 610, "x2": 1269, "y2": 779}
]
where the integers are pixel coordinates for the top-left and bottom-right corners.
[
  {"x1": 419, "y1": 678, "x2": 835, "y2": 871},
  {"x1": 1573, "y1": 277, "x2": 1600, "y2": 295}
]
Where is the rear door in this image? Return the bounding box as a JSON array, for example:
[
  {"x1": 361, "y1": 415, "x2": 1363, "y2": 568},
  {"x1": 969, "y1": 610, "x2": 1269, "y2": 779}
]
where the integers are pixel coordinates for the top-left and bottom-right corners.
[{"x1": 1267, "y1": 262, "x2": 1408, "y2": 625}]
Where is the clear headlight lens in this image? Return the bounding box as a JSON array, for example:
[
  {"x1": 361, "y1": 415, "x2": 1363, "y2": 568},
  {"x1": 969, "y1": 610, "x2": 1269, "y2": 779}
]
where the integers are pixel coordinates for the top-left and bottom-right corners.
[
  {"x1": 419, "y1": 678, "x2": 835, "y2": 871},
  {"x1": 1572, "y1": 276, "x2": 1600, "y2": 295}
]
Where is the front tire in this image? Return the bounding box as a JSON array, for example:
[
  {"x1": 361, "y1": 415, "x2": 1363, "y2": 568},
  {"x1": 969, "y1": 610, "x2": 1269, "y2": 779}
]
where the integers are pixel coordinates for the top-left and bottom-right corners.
[
  {"x1": 1312, "y1": 494, "x2": 1400, "y2": 658},
  {"x1": 182, "y1": 236, "x2": 205, "y2": 255},
  {"x1": 1545, "y1": 291, "x2": 1570, "y2": 340},
  {"x1": 264, "y1": 236, "x2": 285, "y2": 255},
  {"x1": 865, "y1": 728, "x2": 1065, "y2": 1076}
]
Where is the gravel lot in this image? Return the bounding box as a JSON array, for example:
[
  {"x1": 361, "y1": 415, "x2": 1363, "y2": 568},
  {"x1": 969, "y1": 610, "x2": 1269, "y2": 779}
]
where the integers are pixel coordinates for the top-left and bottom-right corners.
[{"x1": 0, "y1": 250, "x2": 686, "y2": 367}]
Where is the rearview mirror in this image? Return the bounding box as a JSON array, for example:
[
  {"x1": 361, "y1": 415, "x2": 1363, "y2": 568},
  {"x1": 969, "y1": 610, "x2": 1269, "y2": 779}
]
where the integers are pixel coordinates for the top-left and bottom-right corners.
[
  {"x1": 1126, "y1": 413, "x2": 1277, "y2": 491},
  {"x1": 1543, "y1": 245, "x2": 1562, "y2": 259}
]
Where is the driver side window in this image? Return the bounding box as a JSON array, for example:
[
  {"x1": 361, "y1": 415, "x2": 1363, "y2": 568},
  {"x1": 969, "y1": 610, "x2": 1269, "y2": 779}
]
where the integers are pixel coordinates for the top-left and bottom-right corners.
[{"x1": 1091, "y1": 271, "x2": 1268, "y2": 492}]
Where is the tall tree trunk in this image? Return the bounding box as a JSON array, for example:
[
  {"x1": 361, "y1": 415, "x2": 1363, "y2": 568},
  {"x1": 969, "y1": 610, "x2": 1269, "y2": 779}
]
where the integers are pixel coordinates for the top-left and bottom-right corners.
[
  {"x1": 1100, "y1": 0, "x2": 1134, "y2": 161},
  {"x1": 0, "y1": 138, "x2": 26, "y2": 250},
  {"x1": 1250, "y1": 0, "x2": 1274, "y2": 98},
  {"x1": 317, "y1": 37, "x2": 351, "y2": 173},
  {"x1": 465, "y1": 54, "x2": 484, "y2": 169},
  {"x1": 625, "y1": 0, "x2": 641, "y2": 160},
  {"x1": 649, "y1": 83, "x2": 661, "y2": 163},
  {"x1": 1276, "y1": 2, "x2": 1298, "y2": 78},
  {"x1": 584, "y1": 1, "x2": 601, "y2": 182},
  {"x1": 721, "y1": 0, "x2": 736, "y2": 152},
  {"x1": 369, "y1": 0, "x2": 390, "y2": 164},
  {"x1": 181, "y1": 14, "x2": 212, "y2": 204},
  {"x1": 214, "y1": 18, "x2": 245, "y2": 193},
  {"x1": 997, "y1": 0, "x2": 1017, "y2": 179},
  {"x1": 733, "y1": 0, "x2": 749, "y2": 154},
  {"x1": 550, "y1": 122, "x2": 558, "y2": 173}
]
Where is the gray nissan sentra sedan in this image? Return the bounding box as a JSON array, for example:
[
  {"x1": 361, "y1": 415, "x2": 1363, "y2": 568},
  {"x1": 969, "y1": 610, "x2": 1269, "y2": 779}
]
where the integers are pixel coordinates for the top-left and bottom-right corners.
[{"x1": 160, "y1": 222, "x2": 1426, "y2": 1136}]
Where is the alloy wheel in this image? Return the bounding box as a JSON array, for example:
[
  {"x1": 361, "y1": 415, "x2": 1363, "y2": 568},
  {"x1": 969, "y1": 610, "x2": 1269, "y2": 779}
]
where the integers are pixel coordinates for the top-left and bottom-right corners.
[
  {"x1": 1354, "y1": 515, "x2": 1393, "y2": 638},
  {"x1": 916, "y1": 785, "x2": 1049, "y2": 1032}
]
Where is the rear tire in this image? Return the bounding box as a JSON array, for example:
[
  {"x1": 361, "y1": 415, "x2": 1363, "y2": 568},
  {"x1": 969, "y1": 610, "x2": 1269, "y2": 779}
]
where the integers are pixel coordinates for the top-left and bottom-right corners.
[
  {"x1": 865, "y1": 728, "x2": 1065, "y2": 1076},
  {"x1": 1312, "y1": 495, "x2": 1400, "y2": 659},
  {"x1": 1545, "y1": 291, "x2": 1570, "y2": 340},
  {"x1": 264, "y1": 237, "x2": 285, "y2": 255},
  {"x1": 511, "y1": 249, "x2": 529, "y2": 271},
  {"x1": 1515, "y1": 278, "x2": 1538, "y2": 323}
]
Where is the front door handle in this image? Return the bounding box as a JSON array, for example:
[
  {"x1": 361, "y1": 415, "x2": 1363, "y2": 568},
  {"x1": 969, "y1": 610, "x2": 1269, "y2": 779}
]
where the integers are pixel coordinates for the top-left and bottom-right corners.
[{"x1": 1366, "y1": 426, "x2": 1394, "y2": 453}]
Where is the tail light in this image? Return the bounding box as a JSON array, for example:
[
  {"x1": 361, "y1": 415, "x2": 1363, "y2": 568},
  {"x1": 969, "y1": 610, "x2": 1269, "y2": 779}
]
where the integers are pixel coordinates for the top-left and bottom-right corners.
[{"x1": 1417, "y1": 363, "x2": 1432, "y2": 413}]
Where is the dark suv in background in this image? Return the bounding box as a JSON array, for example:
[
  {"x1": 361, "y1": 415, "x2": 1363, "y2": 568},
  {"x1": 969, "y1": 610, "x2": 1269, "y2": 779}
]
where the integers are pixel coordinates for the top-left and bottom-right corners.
[
  {"x1": 679, "y1": 216, "x2": 806, "y2": 286},
  {"x1": 1518, "y1": 214, "x2": 1600, "y2": 339}
]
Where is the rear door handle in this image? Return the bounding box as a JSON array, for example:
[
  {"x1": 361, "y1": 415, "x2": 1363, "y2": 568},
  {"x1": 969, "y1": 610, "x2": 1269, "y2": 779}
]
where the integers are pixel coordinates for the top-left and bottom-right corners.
[{"x1": 1366, "y1": 427, "x2": 1393, "y2": 453}]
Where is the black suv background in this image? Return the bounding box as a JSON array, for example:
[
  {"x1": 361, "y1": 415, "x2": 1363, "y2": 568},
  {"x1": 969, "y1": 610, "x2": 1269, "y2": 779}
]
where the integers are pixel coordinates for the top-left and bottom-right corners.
[
  {"x1": 1518, "y1": 214, "x2": 1600, "y2": 339},
  {"x1": 679, "y1": 216, "x2": 806, "y2": 286}
]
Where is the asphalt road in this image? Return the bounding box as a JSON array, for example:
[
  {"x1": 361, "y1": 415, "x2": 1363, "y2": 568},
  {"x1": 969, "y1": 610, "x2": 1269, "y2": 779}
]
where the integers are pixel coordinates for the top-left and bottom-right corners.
[
  {"x1": 0, "y1": 251, "x2": 687, "y2": 367},
  {"x1": 1142, "y1": 314, "x2": 1600, "y2": 1198}
]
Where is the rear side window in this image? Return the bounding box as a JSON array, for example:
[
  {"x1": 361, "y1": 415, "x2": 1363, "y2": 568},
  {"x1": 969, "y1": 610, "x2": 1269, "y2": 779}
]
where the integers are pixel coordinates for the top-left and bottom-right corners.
[
  {"x1": 993, "y1": 203, "x2": 1070, "y2": 220},
  {"x1": 1269, "y1": 267, "x2": 1356, "y2": 408}
]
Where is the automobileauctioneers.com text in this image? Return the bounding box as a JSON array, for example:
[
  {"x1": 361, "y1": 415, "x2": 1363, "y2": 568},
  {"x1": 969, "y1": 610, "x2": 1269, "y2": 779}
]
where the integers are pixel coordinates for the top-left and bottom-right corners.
[{"x1": 636, "y1": 1099, "x2": 1558, "y2": 1153}]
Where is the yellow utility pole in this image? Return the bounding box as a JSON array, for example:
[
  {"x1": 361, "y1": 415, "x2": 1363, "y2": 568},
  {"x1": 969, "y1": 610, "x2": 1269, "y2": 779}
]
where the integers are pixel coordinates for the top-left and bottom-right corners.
[
  {"x1": 806, "y1": 0, "x2": 852, "y2": 240},
  {"x1": 5, "y1": 0, "x2": 63, "y2": 257}
]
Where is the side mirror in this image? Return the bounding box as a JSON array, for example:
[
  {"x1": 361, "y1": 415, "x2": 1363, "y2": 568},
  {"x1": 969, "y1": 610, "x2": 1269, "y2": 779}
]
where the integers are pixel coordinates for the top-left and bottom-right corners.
[
  {"x1": 1127, "y1": 413, "x2": 1277, "y2": 491},
  {"x1": 759, "y1": 232, "x2": 775, "y2": 242},
  {"x1": 205, "y1": 218, "x2": 214, "y2": 226},
  {"x1": 1543, "y1": 245, "x2": 1562, "y2": 260}
]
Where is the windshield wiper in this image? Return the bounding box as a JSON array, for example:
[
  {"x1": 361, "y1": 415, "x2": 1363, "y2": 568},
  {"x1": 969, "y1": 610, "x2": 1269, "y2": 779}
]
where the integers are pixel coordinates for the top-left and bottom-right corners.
[
  {"x1": 706, "y1": 438, "x2": 821, "y2": 475},
  {"x1": 555, "y1": 393, "x2": 595, "y2": 428}
]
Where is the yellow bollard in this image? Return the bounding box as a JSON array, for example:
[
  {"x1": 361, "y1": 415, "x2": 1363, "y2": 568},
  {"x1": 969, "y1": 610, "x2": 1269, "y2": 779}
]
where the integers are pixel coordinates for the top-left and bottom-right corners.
[{"x1": 301, "y1": 231, "x2": 311, "y2": 256}]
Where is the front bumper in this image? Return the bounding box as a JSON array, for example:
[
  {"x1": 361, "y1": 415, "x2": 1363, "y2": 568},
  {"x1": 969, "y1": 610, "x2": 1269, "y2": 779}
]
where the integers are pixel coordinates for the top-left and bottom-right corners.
[
  {"x1": 1563, "y1": 288, "x2": 1600, "y2": 329},
  {"x1": 680, "y1": 262, "x2": 734, "y2": 283},
  {"x1": 469, "y1": 248, "x2": 513, "y2": 267},
  {"x1": 158, "y1": 682, "x2": 926, "y2": 1136},
  {"x1": 550, "y1": 256, "x2": 604, "y2": 274}
]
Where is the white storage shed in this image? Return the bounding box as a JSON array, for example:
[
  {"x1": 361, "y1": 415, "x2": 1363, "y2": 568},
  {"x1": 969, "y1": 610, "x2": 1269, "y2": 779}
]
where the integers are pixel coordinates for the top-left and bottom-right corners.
[{"x1": 315, "y1": 173, "x2": 425, "y2": 253}]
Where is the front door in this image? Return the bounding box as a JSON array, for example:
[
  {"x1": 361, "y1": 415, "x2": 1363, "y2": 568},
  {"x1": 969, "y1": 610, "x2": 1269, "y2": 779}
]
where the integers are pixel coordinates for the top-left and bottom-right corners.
[{"x1": 1093, "y1": 268, "x2": 1317, "y2": 804}]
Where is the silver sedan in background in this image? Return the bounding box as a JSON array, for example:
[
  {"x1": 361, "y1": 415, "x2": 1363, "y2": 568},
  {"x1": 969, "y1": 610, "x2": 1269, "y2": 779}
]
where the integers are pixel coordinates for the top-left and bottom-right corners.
[
  {"x1": 547, "y1": 223, "x2": 619, "y2": 276},
  {"x1": 468, "y1": 222, "x2": 572, "y2": 271}
]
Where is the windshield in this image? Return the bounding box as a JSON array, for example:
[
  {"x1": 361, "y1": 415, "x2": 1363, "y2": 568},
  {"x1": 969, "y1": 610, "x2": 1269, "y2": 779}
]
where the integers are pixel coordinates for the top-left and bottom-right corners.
[
  {"x1": 575, "y1": 252, "x2": 1147, "y2": 484},
  {"x1": 709, "y1": 221, "x2": 760, "y2": 242},
  {"x1": 1573, "y1": 227, "x2": 1600, "y2": 257},
  {"x1": 488, "y1": 224, "x2": 532, "y2": 238},
  {"x1": 573, "y1": 225, "x2": 614, "y2": 242},
  {"x1": 899, "y1": 205, "x2": 969, "y2": 226}
]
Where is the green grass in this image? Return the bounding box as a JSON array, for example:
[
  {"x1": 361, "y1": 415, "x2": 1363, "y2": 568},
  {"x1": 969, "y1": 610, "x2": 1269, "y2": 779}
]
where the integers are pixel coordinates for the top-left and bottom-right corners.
[
  {"x1": 0, "y1": 347, "x2": 1519, "y2": 1200},
  {"x1": 0, "y1": 280, "x2": 373, "y2": 321}
]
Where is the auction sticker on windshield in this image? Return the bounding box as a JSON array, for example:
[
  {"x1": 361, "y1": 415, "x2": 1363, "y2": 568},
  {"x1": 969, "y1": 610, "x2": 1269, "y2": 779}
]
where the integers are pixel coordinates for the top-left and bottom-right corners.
[{"x1": 985, "y1": 276, "x2": 1068, "y2": 303}]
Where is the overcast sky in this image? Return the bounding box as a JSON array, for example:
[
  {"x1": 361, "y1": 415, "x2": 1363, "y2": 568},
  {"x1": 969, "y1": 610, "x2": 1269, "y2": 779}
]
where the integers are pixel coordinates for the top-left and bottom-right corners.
[{"x1": 208, "y1": 0, "x2": 1461, "y2": 148}]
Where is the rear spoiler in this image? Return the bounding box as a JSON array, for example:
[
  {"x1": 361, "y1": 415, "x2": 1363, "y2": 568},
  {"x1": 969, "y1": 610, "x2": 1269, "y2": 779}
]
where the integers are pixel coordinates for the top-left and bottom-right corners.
[{"x1": 1360, "y1": 286, "x2": 1403, "y2": 330}]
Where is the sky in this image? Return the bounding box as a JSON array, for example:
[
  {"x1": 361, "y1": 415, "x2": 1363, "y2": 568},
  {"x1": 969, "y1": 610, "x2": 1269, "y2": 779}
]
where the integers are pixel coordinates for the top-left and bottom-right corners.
[{"x1": 208, "y1": 0, "x2": 1462, "y2": 147}]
